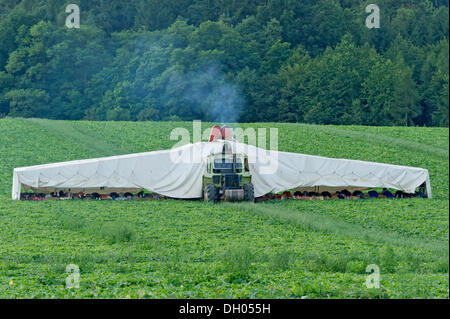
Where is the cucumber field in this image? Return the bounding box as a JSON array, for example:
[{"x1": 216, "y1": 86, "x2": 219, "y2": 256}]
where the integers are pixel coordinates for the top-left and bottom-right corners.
[{"x1": 0, "y1": 118, "x2": 448, "y2": 298}]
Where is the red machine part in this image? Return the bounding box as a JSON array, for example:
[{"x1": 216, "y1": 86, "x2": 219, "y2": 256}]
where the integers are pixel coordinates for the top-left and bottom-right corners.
[
  {"x1": 209, "y1": 125, "x2": 222, "y2": 142},
  {"x1": 208, "y1": 125, "x2": 234, "y2": 142},
  {"x1": 220, "y1": 125, "x2": 232, "y2": 140}
]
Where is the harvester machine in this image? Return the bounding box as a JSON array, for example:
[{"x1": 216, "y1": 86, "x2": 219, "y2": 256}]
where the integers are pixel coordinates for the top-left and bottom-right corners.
[{"x1": 202, "y1": 125, "x2": 254, "y2": 202}]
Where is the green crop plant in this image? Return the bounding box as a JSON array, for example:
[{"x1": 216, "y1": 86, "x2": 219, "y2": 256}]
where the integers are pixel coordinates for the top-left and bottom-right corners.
[{"x1": 0, "y1": 118, "x2": 447, "y2": 298}]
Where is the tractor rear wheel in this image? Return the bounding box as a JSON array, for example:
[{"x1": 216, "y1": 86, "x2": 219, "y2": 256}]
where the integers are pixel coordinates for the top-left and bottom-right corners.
[
  {"x1": 204, "y1": 183, "x2": 216, "y2": 202},
  {"x1": 244, "y1": 183, "x2": 254, "y2": 202}
]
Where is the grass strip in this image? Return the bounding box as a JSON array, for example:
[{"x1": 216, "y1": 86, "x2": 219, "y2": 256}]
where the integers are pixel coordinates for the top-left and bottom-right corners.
[
  {"x1": 225, "y1": 202, "x2": 449, "y2": 255},
  {"x1": 27, "y1": 118, "x2": 129, "y2": 157}
]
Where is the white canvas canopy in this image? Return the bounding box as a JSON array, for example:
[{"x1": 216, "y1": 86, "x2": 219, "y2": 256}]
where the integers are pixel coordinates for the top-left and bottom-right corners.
[{"x1": 12, "y1": 140, "x2": 432, "y2": 199}]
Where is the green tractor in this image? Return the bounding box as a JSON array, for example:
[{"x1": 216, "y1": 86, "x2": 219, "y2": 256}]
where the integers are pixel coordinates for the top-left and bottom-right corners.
[{"x1": 202, "y1": 144, "x2": 254, "y2": 202}]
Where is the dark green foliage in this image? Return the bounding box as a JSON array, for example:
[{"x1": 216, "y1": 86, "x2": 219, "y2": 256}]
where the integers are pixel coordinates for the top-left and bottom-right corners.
[
  {"x1": 269, "y1": 249, "x2": 293, "y2": 271},
  {"x1": 56, "y1": 210, "x2": 137, "y2": 243},
  {"x1": 0, "y1": 0, "x2": 448, "y2": 126},
  {"x1": 98, "y1": 222, "x2": 137, "y2": 244},
  {"x1": 59, "y1": 213, "x2": 86, "y2": 231},
  {"x1": 221, "y1": 245, "x2": 254, "y2": 282}
]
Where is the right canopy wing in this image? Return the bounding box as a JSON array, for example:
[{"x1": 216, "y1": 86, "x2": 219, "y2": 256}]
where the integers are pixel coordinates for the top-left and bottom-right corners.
[{"x1": 244, "y1": 146, "x2": 431, "y2": 198}]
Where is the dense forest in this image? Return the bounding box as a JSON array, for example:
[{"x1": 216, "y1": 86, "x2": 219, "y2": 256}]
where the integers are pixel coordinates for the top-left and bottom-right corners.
[{"x1": 0, "y1": 0, "x2": 448, "y2": 126}]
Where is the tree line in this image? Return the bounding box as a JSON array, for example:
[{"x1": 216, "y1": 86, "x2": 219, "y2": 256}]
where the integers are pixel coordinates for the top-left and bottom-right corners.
[{"x1": 0, "y1": 0, "x2": 448, "y2": 126}]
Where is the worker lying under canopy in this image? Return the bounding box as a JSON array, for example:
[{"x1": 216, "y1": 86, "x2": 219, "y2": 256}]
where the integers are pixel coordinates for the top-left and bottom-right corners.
[{"x1": 12, "y1": 137, "x2": 432, "y2": 200}]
